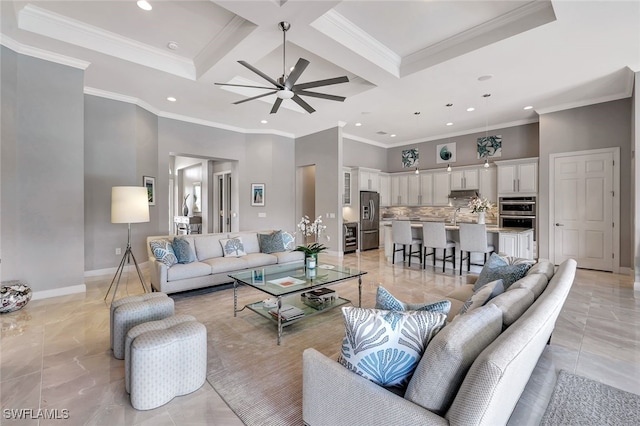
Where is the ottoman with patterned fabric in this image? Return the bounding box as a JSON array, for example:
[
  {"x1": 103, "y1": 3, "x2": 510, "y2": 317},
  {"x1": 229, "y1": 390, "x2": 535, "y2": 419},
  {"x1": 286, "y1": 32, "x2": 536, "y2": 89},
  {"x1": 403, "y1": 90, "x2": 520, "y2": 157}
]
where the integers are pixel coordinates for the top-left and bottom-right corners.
[
  {"x1": 110, "y1": 293, "x2": 174, "y2": 359},
  {"x1": 128, "y1": 317, "x2": 207, "y2": 410}
]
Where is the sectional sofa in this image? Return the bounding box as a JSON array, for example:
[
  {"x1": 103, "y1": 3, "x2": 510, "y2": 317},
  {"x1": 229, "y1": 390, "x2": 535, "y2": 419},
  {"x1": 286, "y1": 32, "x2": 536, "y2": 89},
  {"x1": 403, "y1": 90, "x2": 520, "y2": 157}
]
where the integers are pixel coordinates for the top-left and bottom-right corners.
[
  {"x1": 146, "y1": 231, "x2": 304, "y2": 294},
  {"x1": 303, "y1": 257, "x2": 577, "y2": 425}
]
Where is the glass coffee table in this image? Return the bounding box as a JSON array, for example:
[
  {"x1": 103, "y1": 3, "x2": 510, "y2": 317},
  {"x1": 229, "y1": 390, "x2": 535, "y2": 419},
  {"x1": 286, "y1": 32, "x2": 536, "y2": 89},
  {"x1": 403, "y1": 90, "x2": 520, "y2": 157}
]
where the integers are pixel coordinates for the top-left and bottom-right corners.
[{"x1": 229, "y1": 262, "x2": 366, "y2": 345}]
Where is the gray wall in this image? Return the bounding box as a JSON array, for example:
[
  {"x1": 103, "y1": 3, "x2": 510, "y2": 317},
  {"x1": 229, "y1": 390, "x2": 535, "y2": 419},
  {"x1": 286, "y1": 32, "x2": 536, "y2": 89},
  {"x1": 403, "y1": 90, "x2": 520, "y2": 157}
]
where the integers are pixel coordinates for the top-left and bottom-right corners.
[
  {"x1": 296, "y1": 127, "x2": 342, "y2": 251},
  {"x1": 343, "y1": 138, "x2": 387, "y2": 170},
  {"x1": 634, "y1": 71, "x2": 639, "y2": 286},
  {"x1": 386, "y1": 123, "x2": 539, "y2": 172},
  {"x1": 539, "y1": 98, "x2": 632, "y2": 267},
  {"x1": 1, "y1": 47, "x2": 85, "y2": 292}
]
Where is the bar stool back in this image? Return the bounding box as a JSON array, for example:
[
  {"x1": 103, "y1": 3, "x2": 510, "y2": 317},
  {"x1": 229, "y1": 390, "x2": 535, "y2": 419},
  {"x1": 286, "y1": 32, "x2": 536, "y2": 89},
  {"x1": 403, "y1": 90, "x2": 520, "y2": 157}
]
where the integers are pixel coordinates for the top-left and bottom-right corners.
[
  {"x1": 458, "y1": 223, "x2": 494, "y2": 274},
  {"x1": 422, "y1": 222, "x2": 456, "y2": 273},
  {"x1": 391, "y1": 221, "x2": 422, "y2": 267}
]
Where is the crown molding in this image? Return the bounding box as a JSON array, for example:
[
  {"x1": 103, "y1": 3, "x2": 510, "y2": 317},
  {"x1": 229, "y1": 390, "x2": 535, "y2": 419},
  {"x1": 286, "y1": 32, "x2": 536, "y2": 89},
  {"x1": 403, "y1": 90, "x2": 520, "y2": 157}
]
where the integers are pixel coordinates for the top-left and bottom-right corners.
[
  {"x1": 0, "y1": 34, "x2": 90, "y2": 70},
  {"x1": 84, "y1": 87, "x2": 160, "y2": 115},
  {"x1": 342, "y1": 133, "x2": 390, "y2": 148},
  {"x1": 535, "y1": 92, "x2": 632, "y2": 115},
  {"x1": 18, "y1": 4, "x2": 196, "y2": 80},
  {"x1": 311, "y1": 9, "x2": 401, "y2": 78}
]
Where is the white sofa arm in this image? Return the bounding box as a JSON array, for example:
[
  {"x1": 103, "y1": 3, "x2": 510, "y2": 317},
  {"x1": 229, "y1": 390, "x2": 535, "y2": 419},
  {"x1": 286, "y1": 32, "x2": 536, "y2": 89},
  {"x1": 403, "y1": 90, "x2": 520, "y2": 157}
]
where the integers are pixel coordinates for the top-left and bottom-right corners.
[
  {"x1": 149, "y1": 260, "x2": 167, "y2": 292},
  {"x1": 302, "y1": 348, "x2": 448, "y2": 426}
]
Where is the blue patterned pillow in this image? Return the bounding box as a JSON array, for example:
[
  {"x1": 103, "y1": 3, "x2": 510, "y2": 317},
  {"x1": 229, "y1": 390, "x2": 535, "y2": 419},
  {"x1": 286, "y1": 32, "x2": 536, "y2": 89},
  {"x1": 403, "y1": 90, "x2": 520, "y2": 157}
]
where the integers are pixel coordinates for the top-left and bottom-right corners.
[
  {"x1": 338, "y1": 307, "x2": 447, "y2": 388},
  {"x1": 375, "y1": 286, "x2": 451, "y2": 315},
  {"x1": 458, "y1": 279, "x2": 504, "y2": 316},
  {"x1": 281, "y1": 232, "x2": 295, "y2": 250},
  {"x1": 149, "y1": 240, "x2": 177, "y2": 267},
  {"x1": 259, "y1": 231, "x2": 285, "y2": 254},
  {"x1": 474, "y1": 253, "x2": 531, "y2": 291},
  {"x1": 172, "y1": 238, "x2": 195, "y2": 264},
  {"x1": 220, "y1": 237, "x2": 246, "y2": 257}
]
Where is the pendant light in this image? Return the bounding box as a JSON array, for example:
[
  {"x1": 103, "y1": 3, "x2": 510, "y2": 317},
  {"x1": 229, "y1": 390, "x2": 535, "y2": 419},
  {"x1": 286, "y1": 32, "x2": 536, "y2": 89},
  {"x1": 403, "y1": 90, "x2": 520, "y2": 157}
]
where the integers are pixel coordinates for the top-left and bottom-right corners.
[
  {"x1": 445, "y1": 103, "x2": 453, "y2": 173},
  {"x1": 414, "y1": 111, "x2": 420, "y2": 175},
  {"x1": 482, "y1": 94, "x2": 491, "y2": 168}
]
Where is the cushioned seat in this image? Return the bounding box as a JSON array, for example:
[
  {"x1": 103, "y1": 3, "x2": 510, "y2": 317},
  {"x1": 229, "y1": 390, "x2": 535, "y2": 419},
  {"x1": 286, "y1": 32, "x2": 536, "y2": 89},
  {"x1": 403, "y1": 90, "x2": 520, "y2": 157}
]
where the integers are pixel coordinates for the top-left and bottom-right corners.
[
  {"x1": 241, "y1": 253, "x2": 278, "y2": 268},
  {"x1": 272, "y1": 250, "x2": 305, "y2": 264},
  {"x1": 166, "y1": 262, "x2": 212, "y2": 281},
  {"x1": 201, "y1": 257, "x2": 249, "y2": 274}
]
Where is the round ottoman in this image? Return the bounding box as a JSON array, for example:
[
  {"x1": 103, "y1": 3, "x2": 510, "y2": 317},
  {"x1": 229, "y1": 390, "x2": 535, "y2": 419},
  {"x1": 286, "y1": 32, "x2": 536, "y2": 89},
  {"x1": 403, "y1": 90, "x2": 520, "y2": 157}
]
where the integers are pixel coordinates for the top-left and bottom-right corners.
[{"x1": 0, "y1": 281, "x2": 32, "y2": 314}]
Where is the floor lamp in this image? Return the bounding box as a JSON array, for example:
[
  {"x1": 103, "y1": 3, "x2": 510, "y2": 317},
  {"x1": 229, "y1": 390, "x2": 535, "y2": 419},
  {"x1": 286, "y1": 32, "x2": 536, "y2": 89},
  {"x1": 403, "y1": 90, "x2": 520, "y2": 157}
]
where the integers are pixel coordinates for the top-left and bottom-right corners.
[{"x1": 105, "y1": 186, "x2": 150, "y2": 304}]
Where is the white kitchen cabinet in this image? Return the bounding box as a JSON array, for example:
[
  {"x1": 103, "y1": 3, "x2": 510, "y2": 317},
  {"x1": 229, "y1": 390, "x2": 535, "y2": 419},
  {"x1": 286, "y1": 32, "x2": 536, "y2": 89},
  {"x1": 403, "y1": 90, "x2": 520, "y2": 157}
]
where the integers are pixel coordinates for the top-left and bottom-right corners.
[
  {"x1": 450, "y1": 169, "x2": 479, "y2": 190},
  {"x1": 432, "y1": 171, "x2": 451, "y2": 206},
  {"x1": 407, "y1": 174, "x2": 420, "y2": 205},
  {"x1": 357, "y1": 168, "x2": 380, "y2": 192},
  {"x1": 498, "y1": 230, "x2": 534, "y2": 259},
  {"x1": 379, "y1": 173, "x2": 390, "y2": 206},
  {"x1": 419, "y1": 173, "x2": 434, "y2": 205},
  {"x1": 479, "y1": 166, "x2": 497, "y2": 203},
  {"x1": 390, "y1": 174, "x2": 409, "y2": 206},
  {"x1": 342, "y1": 168, "x2": 352, "y2": 205},
  {"x1": 496, "y1": 158, "x2": 538, "y2": 195}
]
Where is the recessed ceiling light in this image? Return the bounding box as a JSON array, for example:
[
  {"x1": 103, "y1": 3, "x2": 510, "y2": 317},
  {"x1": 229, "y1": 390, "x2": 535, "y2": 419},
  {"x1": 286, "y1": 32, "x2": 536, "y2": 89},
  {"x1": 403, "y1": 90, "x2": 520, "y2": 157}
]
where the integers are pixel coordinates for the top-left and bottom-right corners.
[
  {"x1": 167, "y1": 41, "x2": 179, "y2": 50},
  {"x1": 355, "y1": 122, "x2": 362, "y2": 127},
  {"x1": 523, "y1": 105, "x2": 533, "y2": 110},
  {"x1": 167, "y1": 96, "x2": 176, "y2": 102},
  {"x1": 446, "y1": 122, "x2": 453, "y2": 126},
  {"x1": 390, "y1": 134, "x2": 396, "y2": 138},
  {"x1": 137, "y1": 0, "x2": 152, "y2": 11},
  {"x1": 467, "y1": 107, "x2": 475, "y2": 112},
  {"x1": 478, "y1": 74, "x2": 493, "y2": 81},
  {"x1": 260, "y1": 119, "x2": 268, "y2": 124}
]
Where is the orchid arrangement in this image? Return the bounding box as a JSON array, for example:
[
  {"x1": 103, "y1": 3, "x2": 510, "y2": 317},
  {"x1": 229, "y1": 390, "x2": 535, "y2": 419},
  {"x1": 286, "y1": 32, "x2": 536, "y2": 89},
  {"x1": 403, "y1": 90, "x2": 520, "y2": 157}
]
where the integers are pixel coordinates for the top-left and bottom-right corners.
[
  {"x1": 468, "y1": 197, "x2": 492, "y2": 213},
  {"x1": 294, "y1": 215, "x2": 329, "y2": 255}
]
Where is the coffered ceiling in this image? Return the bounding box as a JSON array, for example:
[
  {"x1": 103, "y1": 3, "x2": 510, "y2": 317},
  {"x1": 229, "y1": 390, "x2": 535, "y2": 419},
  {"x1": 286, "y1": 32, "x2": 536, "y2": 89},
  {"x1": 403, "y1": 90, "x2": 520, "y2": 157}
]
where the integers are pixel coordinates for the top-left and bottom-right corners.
[{"x1": 1, "y1": 1, "x2": 639, "y2": 146}]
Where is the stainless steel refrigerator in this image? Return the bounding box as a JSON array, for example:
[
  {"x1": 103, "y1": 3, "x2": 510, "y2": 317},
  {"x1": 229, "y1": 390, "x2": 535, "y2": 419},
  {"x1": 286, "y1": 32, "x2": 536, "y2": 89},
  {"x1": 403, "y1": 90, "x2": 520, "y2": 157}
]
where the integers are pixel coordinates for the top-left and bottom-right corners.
[{"x1": 360, "y1": 191, "x2": 380, "y2": 251}]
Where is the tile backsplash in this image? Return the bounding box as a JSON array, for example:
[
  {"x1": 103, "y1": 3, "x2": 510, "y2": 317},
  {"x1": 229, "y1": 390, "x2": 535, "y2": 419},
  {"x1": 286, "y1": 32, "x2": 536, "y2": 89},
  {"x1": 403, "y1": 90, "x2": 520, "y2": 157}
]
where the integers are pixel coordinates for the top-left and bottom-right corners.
[{"x1": 381, "y1": 205, "x2": 497, "y2": 224}]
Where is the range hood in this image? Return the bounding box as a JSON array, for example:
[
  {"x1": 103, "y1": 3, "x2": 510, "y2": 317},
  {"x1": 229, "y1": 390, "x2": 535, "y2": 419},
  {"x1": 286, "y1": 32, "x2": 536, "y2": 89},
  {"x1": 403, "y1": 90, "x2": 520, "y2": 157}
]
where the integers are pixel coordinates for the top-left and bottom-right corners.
[{"x1": 448, "y1": 189, "x2": 479, "y2": 200}]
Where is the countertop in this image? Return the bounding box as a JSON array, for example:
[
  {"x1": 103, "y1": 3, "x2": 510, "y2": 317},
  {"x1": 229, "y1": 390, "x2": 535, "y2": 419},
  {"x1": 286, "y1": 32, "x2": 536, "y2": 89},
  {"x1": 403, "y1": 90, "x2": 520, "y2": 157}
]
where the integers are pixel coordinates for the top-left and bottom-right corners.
[{"x1": 380, "y1": 221, "x2": 533, "y2": 234}]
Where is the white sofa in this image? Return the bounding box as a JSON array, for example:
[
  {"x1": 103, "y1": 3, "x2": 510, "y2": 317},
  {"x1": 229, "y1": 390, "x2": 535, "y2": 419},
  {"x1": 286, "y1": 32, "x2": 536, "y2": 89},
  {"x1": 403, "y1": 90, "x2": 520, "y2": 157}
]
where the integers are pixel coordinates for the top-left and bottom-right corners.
[
  {"x1": 303, "y1": 258, "x2": 577, "y2": 426},
  {"x1": 146, "y1": 231, "x2": 304, "y2": 294}
]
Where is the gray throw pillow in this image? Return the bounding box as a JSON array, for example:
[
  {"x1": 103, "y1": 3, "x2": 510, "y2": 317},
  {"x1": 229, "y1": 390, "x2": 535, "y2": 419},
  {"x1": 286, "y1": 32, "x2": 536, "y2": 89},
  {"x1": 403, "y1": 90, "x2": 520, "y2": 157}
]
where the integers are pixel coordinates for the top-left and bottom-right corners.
[
  {"x1": 457, "y1": 279, "x2": 504, "y2": 316},
  {"x1": 172, "y1": 238, "x2": 195, "y2": 264},
  {"x1": 375, "y1": 286, "x2": 451, "y2": 315},
  {"x1": 474, "y1": 253, "x2": 531, "y2": 291},
  {"x1": 259, "y1": 231, "x2": 285, "y2": 254}
]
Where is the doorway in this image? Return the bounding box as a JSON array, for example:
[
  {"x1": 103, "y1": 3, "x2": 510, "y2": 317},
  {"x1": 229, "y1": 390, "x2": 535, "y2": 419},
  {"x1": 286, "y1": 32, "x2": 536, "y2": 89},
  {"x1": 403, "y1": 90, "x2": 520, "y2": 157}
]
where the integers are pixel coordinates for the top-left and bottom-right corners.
[
  {"x1": 549, "y1": 148, "x2": 620, "y2": 272},
  {"x1": 298, "y1": 165, "x2": 316, "y2": 244},
  {"x1": 215, "y1": 171, "x2": 232, "y2": 233}
]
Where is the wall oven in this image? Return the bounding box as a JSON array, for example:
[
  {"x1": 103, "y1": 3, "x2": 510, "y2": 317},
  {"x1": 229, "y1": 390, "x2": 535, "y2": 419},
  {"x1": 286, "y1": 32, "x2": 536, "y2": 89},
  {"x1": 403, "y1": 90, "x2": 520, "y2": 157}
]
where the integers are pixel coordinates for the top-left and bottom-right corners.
[{"x1": 499, "y1": 196, "x2": 536, "y2": 240}]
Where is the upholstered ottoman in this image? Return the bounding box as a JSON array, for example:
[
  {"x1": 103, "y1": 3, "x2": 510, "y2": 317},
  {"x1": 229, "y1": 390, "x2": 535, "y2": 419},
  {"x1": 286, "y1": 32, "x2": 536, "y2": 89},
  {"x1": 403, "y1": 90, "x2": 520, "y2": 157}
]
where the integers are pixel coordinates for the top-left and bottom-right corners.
[
  {"x1": 126, "y1": 316, "x2": 207, "y2": 410},
  {"x1": 110, "y1": 293, "x2": 174, "y2": 359}
]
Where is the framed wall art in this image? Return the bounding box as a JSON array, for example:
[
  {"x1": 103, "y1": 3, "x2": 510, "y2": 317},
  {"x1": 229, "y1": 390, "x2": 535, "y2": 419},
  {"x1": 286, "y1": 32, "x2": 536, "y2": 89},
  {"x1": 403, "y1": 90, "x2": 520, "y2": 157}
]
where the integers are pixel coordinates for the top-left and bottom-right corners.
[
  {"x1": 401, "y1": 148, "x2": 419, "y2": 168},
  {"x1": 143, "y1": 176, "x2": 155, "y2": 205},
  {"x1": 477, "y1": 135, "x2": 502, "y2": 158},
  {"x1": 436, "y1": 143, "x2": 456, "y2": 164},
  {"x1": 251, "y1": 183, "x2": 265, "y2": 206}
]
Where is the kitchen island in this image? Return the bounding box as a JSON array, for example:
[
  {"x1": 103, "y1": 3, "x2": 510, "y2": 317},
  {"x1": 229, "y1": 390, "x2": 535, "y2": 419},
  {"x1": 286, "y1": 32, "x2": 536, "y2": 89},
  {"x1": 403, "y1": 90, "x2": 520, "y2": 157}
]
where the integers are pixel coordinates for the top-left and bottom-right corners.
[{"x1": 381, "y1": 221, "x2": 534, "y2": 265}]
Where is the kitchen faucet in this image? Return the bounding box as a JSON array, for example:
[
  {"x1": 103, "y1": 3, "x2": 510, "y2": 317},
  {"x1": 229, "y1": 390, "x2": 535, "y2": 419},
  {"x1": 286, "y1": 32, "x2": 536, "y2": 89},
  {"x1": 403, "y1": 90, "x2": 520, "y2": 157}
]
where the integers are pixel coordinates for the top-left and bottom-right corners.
[{"x1": 453, "y1": 207, "x2": 461, "y2": 226}]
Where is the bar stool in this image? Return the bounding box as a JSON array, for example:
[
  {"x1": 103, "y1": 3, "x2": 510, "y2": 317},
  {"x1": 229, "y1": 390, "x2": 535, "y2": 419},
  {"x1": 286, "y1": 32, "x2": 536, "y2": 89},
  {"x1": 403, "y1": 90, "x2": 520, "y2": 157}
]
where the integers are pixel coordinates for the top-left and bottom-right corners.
[
  {"x1": 422, "y1": 222, "x2": 456, "y2": 273},
  {"x1": 391, "y1": 221, "x2": 422, "y2": 267},
  {"x1": 458, "y1": 223, "x2": 494, "y2": 274}
]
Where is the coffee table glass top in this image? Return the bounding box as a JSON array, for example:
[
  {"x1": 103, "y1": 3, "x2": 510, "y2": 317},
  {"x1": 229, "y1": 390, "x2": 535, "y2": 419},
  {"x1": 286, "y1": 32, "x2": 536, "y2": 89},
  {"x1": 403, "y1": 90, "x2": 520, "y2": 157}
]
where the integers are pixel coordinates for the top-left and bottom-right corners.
[{"x1": 229, "y1": 262, "x2": 365, "y2": 297}]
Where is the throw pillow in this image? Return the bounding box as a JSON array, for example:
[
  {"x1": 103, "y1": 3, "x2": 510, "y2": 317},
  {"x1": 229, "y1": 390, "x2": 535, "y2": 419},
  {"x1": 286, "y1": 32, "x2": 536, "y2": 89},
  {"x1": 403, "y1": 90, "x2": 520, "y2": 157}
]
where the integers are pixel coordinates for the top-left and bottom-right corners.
[
  {"x1": 220, "y1": 237, "x2": 247, "y2": 257},
  {"x1": 375, "y1": 286, "x2": 451, "y2": 316},
  {"x1": 259, "y1": 231, "x2": 285, "y2": 254},
  {"x1": 474, "y1": 253, "x2": 532, "y2": 291},
  {"x1": 337, "y1": 307, "x2": 447, "y2": 388},
  {"x1": 172, "y1": 238, "x2": 195, "y2": 264},
  {"x1": 149, "y1": 239, "x2": 177, "y2": 267},
  {"x1": 281, "y1": 231, "x2": 295, "y2": 250},
  {"x1": 457, "y1": 279, "x2": 504, "y2": 316}
]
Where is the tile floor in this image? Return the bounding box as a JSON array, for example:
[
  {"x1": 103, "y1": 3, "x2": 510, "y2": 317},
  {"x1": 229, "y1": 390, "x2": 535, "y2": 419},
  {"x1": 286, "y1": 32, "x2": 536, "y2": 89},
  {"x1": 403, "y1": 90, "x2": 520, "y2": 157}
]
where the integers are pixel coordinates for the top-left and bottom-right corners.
[{"x1": 0, "y1": 249, "x2": 637, "y2": 425}]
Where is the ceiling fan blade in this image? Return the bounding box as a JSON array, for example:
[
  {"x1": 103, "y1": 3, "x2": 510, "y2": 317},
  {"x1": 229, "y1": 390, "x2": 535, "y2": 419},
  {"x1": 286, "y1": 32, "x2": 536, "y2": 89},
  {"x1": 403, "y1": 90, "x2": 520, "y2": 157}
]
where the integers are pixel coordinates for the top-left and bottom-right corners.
[
  {"x1": 233, "y1": 90, "x2": 278, "y2": 105},
  {"x1": 292, "y1": 94, "x2": 316, "y2": 114},
  {"x1": 270, "y1": 98, "x2": 283, "y2": 114},
  {"x1": 238, "y1": 61, "x2": 283, "y2": 89},
  {"x1": 284, "y1": 58, "x2": 310, "y2": 89},
  {"x1": 296, "y1": 90, "x2": 346, "y2": 102},
  {"x1": 293, "y1": 76, "x2": 349, "y2": 90},
  {"x1": 215, "y1": 82, "x2": 277, "y2": 90}
]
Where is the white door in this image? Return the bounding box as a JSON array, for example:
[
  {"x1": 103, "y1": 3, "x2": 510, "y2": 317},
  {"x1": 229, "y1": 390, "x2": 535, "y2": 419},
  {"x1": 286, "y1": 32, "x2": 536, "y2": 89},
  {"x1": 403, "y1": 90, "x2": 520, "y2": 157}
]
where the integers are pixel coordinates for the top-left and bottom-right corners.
[{"x1": 552, "y1": 151, "x2": 613, "y2": 271}]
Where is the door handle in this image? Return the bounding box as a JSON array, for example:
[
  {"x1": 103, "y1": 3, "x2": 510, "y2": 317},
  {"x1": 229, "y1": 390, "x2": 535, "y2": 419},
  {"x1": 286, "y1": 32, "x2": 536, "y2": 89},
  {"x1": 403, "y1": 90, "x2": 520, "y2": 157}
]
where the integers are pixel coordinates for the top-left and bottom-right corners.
[{"x1": 555, "y1": 223, "x2": 564, "y2": 226}]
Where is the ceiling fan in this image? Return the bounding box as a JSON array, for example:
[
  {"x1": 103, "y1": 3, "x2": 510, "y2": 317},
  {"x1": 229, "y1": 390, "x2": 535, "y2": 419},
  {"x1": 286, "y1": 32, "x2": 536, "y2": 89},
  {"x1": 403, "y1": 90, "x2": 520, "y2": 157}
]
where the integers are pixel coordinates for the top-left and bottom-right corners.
[{"x1": 215, "y1": 21, "x2": 349, "y2": 114}]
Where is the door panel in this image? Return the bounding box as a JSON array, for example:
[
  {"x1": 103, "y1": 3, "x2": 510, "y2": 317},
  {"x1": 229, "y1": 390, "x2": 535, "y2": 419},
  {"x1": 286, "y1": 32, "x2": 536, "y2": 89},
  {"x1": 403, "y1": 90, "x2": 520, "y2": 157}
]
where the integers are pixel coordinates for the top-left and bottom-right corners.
[{"x1": 553, "y1": 152, "x2": 612, "y2": 271}]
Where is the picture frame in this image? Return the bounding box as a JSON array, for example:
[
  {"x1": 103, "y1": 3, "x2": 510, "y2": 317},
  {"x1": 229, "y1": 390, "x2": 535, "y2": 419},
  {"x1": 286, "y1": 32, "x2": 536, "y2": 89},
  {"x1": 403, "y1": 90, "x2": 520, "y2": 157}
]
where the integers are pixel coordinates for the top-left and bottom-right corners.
[
  {"x1": 143, "y1": 176, "x2": 155, "y2": 205},
  {"x1": 436, "y1": 142, "x2": 457, "y2": 164},
  {"x1": 401, "y1": 148, "x2": 419, "y2": 168},
  {"x1": 251, "y1": 183, "x2": 265, "y2": 207},
  {"x1": 477, "y1": 135, "x2": 503, "y2": 159}
]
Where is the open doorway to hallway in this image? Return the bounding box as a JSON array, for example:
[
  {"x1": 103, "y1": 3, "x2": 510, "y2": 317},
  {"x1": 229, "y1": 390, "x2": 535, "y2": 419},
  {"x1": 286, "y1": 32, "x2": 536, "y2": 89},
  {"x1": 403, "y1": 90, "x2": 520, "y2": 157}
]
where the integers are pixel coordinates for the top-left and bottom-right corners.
[{"x1": 298, "y1": 165, "x2": 316, "y2": 244}]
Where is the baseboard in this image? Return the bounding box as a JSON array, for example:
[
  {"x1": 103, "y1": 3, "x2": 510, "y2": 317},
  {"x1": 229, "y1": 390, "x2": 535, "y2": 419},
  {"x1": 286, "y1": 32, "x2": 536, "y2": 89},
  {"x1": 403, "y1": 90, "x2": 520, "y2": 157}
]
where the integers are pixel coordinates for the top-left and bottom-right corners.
[
  {"x1": 619, "y1": 267, "x2": 633, "y2": 276},
  {"x1": 85, "y1": 260, "x2": 149, "y2": 277},
  {"x1": 32, "y1": 284, "x2": 86, "y2": 300}
]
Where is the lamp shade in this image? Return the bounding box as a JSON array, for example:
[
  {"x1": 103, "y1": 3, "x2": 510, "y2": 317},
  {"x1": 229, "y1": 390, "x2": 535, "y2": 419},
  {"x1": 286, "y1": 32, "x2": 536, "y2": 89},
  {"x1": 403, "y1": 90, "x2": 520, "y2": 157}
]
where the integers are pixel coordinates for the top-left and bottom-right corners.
[{"x1": 111, "y1": 186, "x2": 150, "y2": 224}]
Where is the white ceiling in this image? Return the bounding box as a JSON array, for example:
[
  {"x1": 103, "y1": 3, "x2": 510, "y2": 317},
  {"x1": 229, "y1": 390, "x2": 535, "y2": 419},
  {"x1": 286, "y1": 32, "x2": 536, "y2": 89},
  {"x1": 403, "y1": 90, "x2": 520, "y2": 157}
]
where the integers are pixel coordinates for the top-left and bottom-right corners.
[{"x1": 2, "y1": 1, "x2": 639, "y2": 147}]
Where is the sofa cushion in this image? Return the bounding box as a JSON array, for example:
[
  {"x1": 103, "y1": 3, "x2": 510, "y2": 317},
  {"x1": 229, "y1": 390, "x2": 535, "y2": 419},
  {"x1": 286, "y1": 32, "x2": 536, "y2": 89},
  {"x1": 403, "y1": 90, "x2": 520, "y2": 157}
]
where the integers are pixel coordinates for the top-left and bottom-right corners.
[
  {"x1": 220, "y1": 237, "x2": 247, "y2": 257},
  {"x1": 487, "y1": 287, "x2": 535, "y2": 327},
  {"x1": 405, "y1": 304, "x2": 503, "y2": 415},
  {"x1": 337, "y1": 307, "x2": 446, "y2": 388},
  {"x1": 194, "y1": 234, "x2": 226, "y2": 260},
  {"x1": 445, "y1": 285, "x2": 475, "y2": 303},
  {"x1": 241, "y1": 253, "x2": 278, "y2": 269},
  {"x1": 272, "y1": 250, "x2": 305, "y2": 264},
  {"x1": 526, "y1": 260, "x2": 555, "y2": 281},
  {"x1": 166, "y1": 262, "x2": 212, "y2": 281},
  {"x1": 149, "y1": 239, "x2": 177, "y2": 267},
  {"x1": 259, "y1": 231, "x2": 286, "y2": 254},
  {"x1": 375, "y1": 286, "x2": 451, "y2": 315},
  {"x1": 230, "y1": 232, "x2": 260, "y2": 254},
  {"x1": 474, "y1": 253, "x2": 531, "y2": 291},
  {"x1": 172, "y1": 238, "x2": 195, "y2": 264},
  {"x1": 201, "y1": 257, "x2": 248, "y2": 275},
  {"x1": 509, "y1": 273, "x2": 549, "y2": 299},
  {"x1": 458, "y1": 279, "x2": 503, "y2": 316}
]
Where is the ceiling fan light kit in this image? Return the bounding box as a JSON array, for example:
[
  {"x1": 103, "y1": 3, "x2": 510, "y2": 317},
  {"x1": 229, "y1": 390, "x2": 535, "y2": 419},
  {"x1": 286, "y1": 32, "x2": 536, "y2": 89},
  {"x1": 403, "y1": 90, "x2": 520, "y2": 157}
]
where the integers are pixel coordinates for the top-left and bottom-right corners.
[{"x1": 215, "y1": 21, "x2": 349, "y2": 114}]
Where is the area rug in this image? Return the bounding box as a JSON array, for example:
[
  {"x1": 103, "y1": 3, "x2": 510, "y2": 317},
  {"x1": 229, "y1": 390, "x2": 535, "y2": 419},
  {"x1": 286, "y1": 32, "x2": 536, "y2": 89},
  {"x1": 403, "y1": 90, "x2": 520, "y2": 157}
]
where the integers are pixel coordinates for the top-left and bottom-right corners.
[{"x1": 540, "y1": 369, "x2": 640, "y2": 426}]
